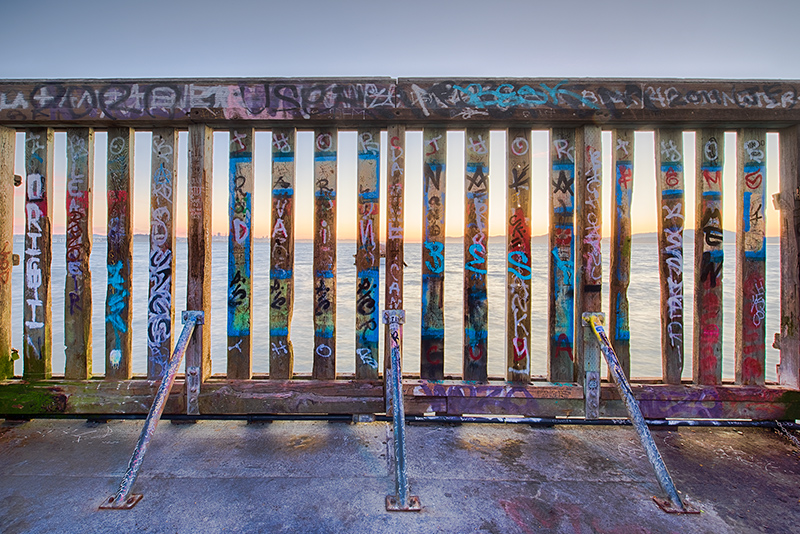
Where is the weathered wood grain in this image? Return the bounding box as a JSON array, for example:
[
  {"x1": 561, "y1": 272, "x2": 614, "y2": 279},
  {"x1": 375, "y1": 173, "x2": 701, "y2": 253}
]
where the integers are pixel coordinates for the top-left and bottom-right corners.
[
  {"x1": 654, "y1": 129, "x2": 685, "y2": 385},
  {"x1": 385, "y1": 125, "x2": 405, "y2": 379},
  {"x1": 313, "y1": 128, "x2": 337, "y2": 380},
  {"x1": 609, "y1": 129, "x2": 634, "y2": 378},
  {"x1": 355, "y1": 129, "x2": 381, "y2": 379},
  {"x1": 227, "y1": 127, "x2": 254, "y2": 379},
  {"x1": 736, "y1": 129, "x2": 768, "y2": 386},
  {"x1": 4, "y1": 78, "x2": 800, "y2": 126},
  {"x1": 464, "y1": 128, "x2": 490, "y2": 383},
  {"x1": 147, "y1": 128, "x2": 177, "y2": 380},
  {"x1": 105, "y1": 128, "x2": 133, "y2": 380},
  {"x1": 779, "y1": 126, "x2": 800, "y2": 389},
  {"x1": 404, "y1": 380, "x2": 800, "y2": 420},
  {"x1": 270, "y1": 128, "x2": 296, "y2": 379},
  {"x1": 574, "y1": 126, "x2": 602, "y2": 386},
  {"x1": 1, "y1": 378, "x2": 796, "y2": 420},
  {"x1": 0, "y1": 127, "x2": 15, "y2": 380},
  {"x1": 421, "y1": 128, "x2": 446, "y2": 380},
  {"x1": 548, "y1": 128, "x2": 576, "y2": 383},
  {"x1": 63, "y1": 128, "x2": 94, "y2": 380},
  {"x1": 693, "y1": 129, "x2": 724, "y2": 385},
  {"x1": 187, "y1": 125, "x2": 213, "y2": 388},
  {"x1": 23, "y1": 128, "x2": 54, "y2": 380},
  {"x1": 506, "y1": 128, "x2": 532, "y2": 384}
]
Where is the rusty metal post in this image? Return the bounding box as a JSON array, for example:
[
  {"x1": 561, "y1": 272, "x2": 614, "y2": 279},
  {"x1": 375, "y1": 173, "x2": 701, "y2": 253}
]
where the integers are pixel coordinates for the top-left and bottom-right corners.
[
  {"x1": 583, "y1": 312, "x2": 698, "y2": 514},
  {"x1": 383, "y1": 309, "x2": 421, "y2": 512},
  {"x1": 100, "y1": 311, "x2": 204, "y2": 510}
]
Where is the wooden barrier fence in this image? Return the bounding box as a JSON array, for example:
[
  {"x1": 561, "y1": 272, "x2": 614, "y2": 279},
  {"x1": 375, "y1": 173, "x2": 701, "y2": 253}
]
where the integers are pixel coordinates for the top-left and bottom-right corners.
[{"x1": 0, "y1": 78, "x2": 799, "y2": 420}]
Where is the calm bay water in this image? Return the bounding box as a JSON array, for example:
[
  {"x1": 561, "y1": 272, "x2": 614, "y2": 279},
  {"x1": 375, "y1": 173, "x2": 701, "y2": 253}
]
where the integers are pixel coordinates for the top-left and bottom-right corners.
[{"x1": 10, "y1": 236, "x2": 780, "y2": 381}]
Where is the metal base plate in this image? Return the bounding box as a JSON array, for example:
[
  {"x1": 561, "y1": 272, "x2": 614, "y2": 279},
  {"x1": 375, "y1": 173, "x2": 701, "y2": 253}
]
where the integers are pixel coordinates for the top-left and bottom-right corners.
[
  {"x1": 99, "y1": 494, "x2": 143, "y2": 510},
  {"x1": 652, "y1": 496, "x2": 700, "y2": 514},
  {"x1": 386, "y1": 495, "x2": 422, "y2": 512}
]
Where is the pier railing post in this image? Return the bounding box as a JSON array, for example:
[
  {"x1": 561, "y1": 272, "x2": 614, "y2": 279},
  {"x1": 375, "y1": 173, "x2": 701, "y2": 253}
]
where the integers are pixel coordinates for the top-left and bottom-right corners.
[{"x1": 383, "y1": 309, "x2": 421, "y2": 512}]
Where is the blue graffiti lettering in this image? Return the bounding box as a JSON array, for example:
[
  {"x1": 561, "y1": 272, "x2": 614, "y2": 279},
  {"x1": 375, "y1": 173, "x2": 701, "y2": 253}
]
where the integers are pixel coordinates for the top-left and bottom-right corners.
[{"x1": 508, "y1": 251, "x2": 531, "y2": 280}]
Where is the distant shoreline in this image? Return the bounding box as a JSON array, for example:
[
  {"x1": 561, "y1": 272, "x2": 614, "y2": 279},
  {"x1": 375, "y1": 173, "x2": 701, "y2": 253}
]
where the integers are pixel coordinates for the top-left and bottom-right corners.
[{"x1": 12, "y1": 229, "x2": 780, "y2": 245}]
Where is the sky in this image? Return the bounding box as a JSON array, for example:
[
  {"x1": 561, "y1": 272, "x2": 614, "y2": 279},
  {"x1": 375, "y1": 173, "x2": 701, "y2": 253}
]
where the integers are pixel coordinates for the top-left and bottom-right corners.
[{"x1": 3, "y1": 0, "x2": 799, "y2": 240}]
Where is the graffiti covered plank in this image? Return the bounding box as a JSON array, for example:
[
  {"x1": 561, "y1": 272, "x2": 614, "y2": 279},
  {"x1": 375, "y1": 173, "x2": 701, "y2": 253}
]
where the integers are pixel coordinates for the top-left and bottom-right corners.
[
  {"x1": 24, "y1": 128, "x2": 53, "y2": 380},
  {"x1": 609, "y1": 129, "x2": 633, "y2": 378},
  {"x1": 313, "y1": 128, "x2": 337, "y2": 380},
  {"x1": 227, "y1": 128, "x2": 254, "y2": 379},
  {"x1": 355, "y1": 129, "x2": 381, "y2": 379},
  {"x1": 270, "y1": 128, "x2": 296, "y2": 379},
  {"x1": 464, "y1": 128, "x2": 489, "y2": 382},
  {"x1": 0, "y1": 127, "x2": 14, "y2": 379},
  {"x1": 574, "y1": 126, "x2": 602, "y2": 386},
  {"x1": 693, "y1": 129, "x2": 724, "y2": 385},
  {"x1": 384, "y1": 125, "x2": 405, "y2": 381},
  {"x1": 548, "y1": 128, "x2": 575, "y2": 383},
  {"x1": 655, "y1": 129, "x2": 685, "y2": 385},
  {"x1": 105, "y1": 128, "x2": 133, "y2": 380},
  {"x1": 3, "y1": 79, "x2": 800, "y2": 126},
  {"x1": 0, "y1": 79, "x2": 398, "y2": 124},
  {"x1": 506, "y1": 128, "x2": 531, "y2": 384},
  {"x1": 147, "y1": 129, "x2": 177, "y2": 380},
  {"x1": 396, "y1": 78, "x2": 800, "y2": 124},
  {"x1": 421, "y1": 128, "x2": 446, "y2": 380},
  {"x1": 736, "y1": 129, "x2": 767, "y2": 386},
  {"x1": 187, "y1": 124, "x2": 213, "y2": 396},
  {"x1": 64, "y1": 128, "x2": 94, "y2": 380}
]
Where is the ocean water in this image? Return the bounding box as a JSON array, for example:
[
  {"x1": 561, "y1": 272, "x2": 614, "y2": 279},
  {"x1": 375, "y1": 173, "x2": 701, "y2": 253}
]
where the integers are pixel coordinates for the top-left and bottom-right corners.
[{"x1": 9, "y1": 235, "x2": 781, "y2": 382}]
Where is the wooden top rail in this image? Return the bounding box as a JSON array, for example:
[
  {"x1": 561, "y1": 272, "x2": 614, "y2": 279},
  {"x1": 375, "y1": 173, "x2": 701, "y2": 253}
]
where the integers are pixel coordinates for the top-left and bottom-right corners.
[{"x1": 1, "y1": 78, "x2": 800, "y2": 127}]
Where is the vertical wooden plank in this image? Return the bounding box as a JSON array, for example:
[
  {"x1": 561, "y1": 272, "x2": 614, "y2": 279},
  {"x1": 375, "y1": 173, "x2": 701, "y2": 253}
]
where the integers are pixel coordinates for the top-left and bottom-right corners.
[
  {"x1": 355, "y1": 129, "x2": 381, "y2": 379},
  {"x1": 464, "y1": 128, "x2": 489, "y2": 383},
  {"x1": 187, "y1": 124, "x2": 213, "y2": 386},
  {"x1": 313, "y1": 128, "x2": 337, "y2": 380},
  {"x1": 0, "y1": 126, "x2": 15, "y2": 380},
  {"x1": 64, "y1": 128, "x2": 94, "y2": 380},
  {"x1": 574, "y1": 126, "x2": 602, "y2": 386},
  {"x1": 506, "y1": 128, "x2": 531, "y2": 384},
  {"x1": 693, "y1": 129, "x2": 724, "y2": 385},
  {"x1": 147, "y1": 128, "x2": 177, "y2": 380},
  {"x1": 269, "y1": 128, "x2": 296, "y2": 379},
  {"x1": 736, "y1": 129, "x2": 767, "y2": 386},
  {"x1": 23, "y1": 128, "x2": 54, "y2": 380},
  {"x1": 385, "y1": 126, "x2": 405, "y2": 379},
  {"x1": 548, "y1": 128, "x2": 575, "y2": 383},
  {"x1": 105, "y1": 128, "x2": 133, "y2": 380},
  {"x1": 779, "y1": 126, "x2": 800, "y2": 389},
  {"x1": 609, "y1": 129, "x2": 634, "y2": 378},
  {"x1": 227, "y1": 127, "x2": 254, "y2": 379},
  {"x1": 655, "y1": 129, "x2": 685, "y2": 385},
  {"x1": 421, "y1": 128, "x2": 446, "y2": 380}
]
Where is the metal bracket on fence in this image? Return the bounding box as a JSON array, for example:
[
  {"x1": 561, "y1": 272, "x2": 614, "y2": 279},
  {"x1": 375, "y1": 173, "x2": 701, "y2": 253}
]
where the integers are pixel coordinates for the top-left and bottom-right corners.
[
  {"x1": 382, "y1": 310, "x2": 421, "y2": 512},
  {"x1": 582, "y1": 312, "x2": 699, "y2": 514},
  {"x1": 582, "y1": 314, "x2": 602, "y2": 420},
  {"x1": 100, "y1": 310, "x2": 204, "y2": 510},
  {"x1": 182, "y1": 311, "x2": 204, "y2": 417}
]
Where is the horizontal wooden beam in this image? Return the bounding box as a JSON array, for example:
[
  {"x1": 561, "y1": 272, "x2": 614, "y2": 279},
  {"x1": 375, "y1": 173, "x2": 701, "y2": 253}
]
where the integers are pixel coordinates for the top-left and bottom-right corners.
[
  {"x1": 0, "y1": 378, "x2": 797, "y2": 420},
  {"x1": 1, "y1": 78, "x2": 800, "y2": 127}
]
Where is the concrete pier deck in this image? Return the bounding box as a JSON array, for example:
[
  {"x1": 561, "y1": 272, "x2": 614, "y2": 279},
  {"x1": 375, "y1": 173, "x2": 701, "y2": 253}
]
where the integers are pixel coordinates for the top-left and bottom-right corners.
[{"x1": 1, "y1": 418, "x2": 798, "y2": 533}]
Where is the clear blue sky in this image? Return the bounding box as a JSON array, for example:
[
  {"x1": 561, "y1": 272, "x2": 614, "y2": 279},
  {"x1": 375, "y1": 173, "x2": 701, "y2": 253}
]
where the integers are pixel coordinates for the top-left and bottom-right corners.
[
  {"x1": 2, "y1": 0, "x2": 798, "y2": 239},
  {"x1": 2, "y1": 0, "x2": 798, "y2": 80}
]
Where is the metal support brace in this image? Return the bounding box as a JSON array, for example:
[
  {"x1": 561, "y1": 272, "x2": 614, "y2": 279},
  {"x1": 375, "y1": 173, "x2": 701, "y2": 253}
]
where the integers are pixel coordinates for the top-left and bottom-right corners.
[
  {"x1": 383, "y1": 310, "x2": 421, "y2": 512},
  {"x1": 100, "y1": 311, "x2": 204, "y2": 510},
  {"x1": 582, "y1": 312, "x2": 699, "y2": 514}
]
